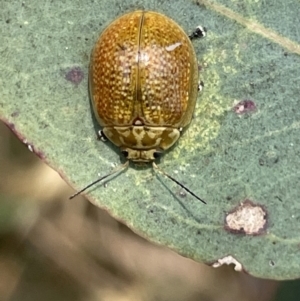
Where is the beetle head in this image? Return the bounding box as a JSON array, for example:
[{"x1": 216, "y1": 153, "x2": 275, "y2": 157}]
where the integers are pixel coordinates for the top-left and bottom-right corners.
[{"x1": 121, "y1": 147, "x2": 163, "y2": 163}]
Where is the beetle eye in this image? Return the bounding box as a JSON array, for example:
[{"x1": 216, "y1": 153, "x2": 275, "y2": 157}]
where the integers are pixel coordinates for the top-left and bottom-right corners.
[
  {"x1": 153, "y1": 151, "x2": 162, "y2": 159},
  {"x1": 121, "y1": 150, "x2": 129, "y2": 158}
]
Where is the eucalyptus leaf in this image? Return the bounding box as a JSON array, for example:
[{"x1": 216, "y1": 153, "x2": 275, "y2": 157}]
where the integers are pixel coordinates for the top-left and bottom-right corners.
[{"x1": 1, "y1": 0, "x2": 300, "y2": 280}]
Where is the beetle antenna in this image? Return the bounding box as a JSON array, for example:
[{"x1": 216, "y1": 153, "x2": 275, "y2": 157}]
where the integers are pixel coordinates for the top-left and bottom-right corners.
[
  {"x1": 69, "y1": 161, "x2": 129, "y2": 199},
  {"x1": 152, "y1": 162, "x2": 206, "y2": 204}
]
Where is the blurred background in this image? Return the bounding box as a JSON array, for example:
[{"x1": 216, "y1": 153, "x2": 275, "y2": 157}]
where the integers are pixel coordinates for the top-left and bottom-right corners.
[{"x1": 0, "y1": 121, "x2": 298, "y2": 301}]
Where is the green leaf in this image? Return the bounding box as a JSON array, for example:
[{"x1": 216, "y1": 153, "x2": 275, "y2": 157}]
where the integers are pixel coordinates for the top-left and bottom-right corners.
[{"x1": 1, "y1": 0, "x2": 300, "y2": 280}]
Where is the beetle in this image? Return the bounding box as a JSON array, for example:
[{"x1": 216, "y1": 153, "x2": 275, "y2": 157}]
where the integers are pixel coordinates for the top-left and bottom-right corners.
[{"x1": 70, "y1": 10, "x2": 206, "y2": 203}]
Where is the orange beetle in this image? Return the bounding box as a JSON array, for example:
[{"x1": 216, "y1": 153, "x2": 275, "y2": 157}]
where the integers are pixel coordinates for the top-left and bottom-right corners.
[
  {"x1": 71, "y1": 10, "x2": 205, "y2": 203},
  {"x1": 90, "y1": 10, "x2": 199, "y2": 162}
]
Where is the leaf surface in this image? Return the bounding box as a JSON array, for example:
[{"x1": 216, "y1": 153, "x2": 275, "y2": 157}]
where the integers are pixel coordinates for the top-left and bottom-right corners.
[{"x1": 1, "y1": 0, "x2": 300, "y2": 279}]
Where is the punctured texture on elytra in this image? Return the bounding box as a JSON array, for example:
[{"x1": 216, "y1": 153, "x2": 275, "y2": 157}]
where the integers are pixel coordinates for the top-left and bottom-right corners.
[{"x1": 89, "y1": 10, "x2": 199, "y2": 161}]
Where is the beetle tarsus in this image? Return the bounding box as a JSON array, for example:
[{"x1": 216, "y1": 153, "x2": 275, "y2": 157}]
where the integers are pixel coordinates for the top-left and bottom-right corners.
[
  {"x1": 189, "y1": 26, "x2": 207, "y2": 40},
  {"x1": 98, "y1": 130, "x2": 107, "y2": 142},
  {"x1": 198, "y1": 80, "x2": 204, "y2": 92}
]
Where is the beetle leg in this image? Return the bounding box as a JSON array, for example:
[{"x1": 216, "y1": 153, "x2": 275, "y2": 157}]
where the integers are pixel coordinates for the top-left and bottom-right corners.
[
  {"x1": 97, "y1": 130, "x2": 107, "y2": 142},
  {"x1": 189, "y1": 26, "x2": 207, "y2": 40},
  {"x1": 198, "y1": 80, "x2": 204, "y2": 92}
]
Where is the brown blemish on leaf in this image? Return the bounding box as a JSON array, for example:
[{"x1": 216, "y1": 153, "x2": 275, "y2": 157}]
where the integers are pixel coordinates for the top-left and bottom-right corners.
[
  {"x1": 65, "y1": 67, "x2": 84, "y2": 86},
  {"x1": 225, "y1": 200, "x2": 267, "y2": 235},
  {"x1": 233, "y1": 100, "x2": 257, "y2": 114}
]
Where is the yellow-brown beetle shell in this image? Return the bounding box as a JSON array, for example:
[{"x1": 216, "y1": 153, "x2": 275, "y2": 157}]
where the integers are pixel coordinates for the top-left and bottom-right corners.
[{"x1": 89, "y1": 10, "x2": 199, "y2": 162}]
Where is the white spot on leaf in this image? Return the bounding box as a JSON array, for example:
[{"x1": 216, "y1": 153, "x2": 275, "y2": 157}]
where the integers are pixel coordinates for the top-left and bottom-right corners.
[{"x1": 212, "y1": 256, "x2": 243, "y2": 272}]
